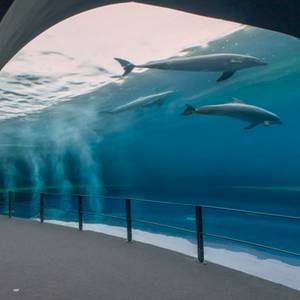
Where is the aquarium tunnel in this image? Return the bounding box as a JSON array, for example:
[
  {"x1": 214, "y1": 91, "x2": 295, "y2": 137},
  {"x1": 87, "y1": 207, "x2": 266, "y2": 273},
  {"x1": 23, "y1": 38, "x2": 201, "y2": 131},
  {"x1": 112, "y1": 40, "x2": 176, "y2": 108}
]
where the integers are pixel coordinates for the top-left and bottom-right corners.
[{"x1": 0, "y1": 2, "x2": 300, "y2": 290}]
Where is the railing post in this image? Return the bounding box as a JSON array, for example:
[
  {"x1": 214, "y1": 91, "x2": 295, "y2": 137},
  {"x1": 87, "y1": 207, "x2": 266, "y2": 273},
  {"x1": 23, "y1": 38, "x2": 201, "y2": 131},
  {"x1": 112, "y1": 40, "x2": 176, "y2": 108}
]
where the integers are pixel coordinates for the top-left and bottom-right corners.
[
  {"x1": 40, "y1": 193, "x2": 44, "y2": 223},
  {"x1": 126, "y1": 199, "x2": 132, "y2": 242},
  {"x1": 78, "y1": 195, "x2": 83, "y2": 230},
  {"x1": 195, "y1": 206, "x2": 204, "y2": 263},
  {"x1": 8, "y1": 191, "x2": 12, "y2": 218}
]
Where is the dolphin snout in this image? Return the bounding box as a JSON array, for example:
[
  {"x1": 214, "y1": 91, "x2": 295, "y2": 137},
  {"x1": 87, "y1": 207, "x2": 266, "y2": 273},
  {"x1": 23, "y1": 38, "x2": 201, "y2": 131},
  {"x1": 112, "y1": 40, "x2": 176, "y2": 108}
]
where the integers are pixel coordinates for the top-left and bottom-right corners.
[{"x1": 260, "y1": 61, "x2": 268, "y2": 66}]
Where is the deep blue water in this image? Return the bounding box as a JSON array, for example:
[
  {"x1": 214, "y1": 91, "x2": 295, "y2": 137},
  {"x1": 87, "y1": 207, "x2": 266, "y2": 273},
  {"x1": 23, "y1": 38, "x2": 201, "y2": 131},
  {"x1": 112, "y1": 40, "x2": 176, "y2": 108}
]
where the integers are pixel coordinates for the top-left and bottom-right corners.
[{"x1": 0, "y1": 24, "x2": 300, "y2": 263}]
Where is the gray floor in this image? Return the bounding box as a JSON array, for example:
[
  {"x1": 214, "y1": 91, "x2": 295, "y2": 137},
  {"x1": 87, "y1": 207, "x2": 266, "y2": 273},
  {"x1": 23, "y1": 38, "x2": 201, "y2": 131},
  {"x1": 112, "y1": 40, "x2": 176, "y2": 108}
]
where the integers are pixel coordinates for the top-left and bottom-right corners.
[{"x1": 1, "y1": 215, "x2": 299, "y2": 300}]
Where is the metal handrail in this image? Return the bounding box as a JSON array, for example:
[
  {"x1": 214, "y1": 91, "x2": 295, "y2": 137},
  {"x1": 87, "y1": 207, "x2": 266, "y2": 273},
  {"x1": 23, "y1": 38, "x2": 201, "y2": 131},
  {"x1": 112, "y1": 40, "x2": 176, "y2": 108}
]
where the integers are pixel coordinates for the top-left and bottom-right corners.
[
  {"x1": 10, "y1": 190, "x2": 300, "y2": 220},
  {"x1": 130, "y1": 217, "x2": 197, "y2": 234},
  {"x1": 203, "y1": 232, "x2": 300, "y2": 258},
  {"x1": 3, "y1": 190, "x2": 300, "y2": 262}
]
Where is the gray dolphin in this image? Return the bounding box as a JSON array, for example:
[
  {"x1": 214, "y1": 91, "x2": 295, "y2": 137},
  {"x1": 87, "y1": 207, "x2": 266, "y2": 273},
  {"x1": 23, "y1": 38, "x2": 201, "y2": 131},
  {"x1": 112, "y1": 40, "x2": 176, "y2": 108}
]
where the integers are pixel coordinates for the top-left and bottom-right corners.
[
  {"x1": 180, "y1": 97, "x2": 282, "y2": 129},
  {"x1": 101, "y1": 91, "x2": 177, "y2": 114},
  {"x1": 114, "y1": 54, "x2": 267, "y2": 82}
]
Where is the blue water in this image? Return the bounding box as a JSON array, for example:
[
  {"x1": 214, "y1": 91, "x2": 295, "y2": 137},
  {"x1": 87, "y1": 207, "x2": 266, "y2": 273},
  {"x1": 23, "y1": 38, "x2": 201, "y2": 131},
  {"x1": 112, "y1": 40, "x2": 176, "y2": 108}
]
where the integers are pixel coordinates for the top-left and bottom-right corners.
[{"x1": 0, "y1": 19, "x2": 300, "y2": 264}]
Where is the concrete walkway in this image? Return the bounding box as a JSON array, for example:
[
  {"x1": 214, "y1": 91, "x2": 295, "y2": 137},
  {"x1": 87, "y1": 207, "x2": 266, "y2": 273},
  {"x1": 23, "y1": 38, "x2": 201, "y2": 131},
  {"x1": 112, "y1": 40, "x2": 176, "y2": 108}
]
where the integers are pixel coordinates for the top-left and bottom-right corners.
[{"x1": 1, "y1": 215, "x2": 299, "y2": 300}]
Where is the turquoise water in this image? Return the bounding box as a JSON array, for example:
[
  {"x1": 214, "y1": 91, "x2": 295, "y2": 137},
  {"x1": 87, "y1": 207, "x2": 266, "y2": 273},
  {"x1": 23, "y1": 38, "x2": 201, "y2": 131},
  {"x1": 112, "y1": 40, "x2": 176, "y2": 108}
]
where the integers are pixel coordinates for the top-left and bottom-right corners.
[{"x1": 0, "y1": 8, "x2": 300, "y2": 266}]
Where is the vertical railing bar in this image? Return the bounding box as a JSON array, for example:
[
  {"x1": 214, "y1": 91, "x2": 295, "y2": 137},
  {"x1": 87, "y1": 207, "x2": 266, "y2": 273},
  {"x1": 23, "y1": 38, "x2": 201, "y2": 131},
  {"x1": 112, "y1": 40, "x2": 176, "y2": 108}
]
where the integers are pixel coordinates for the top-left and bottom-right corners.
[
  {"x1": 78, "y1": 195, "x2": 83, "y2": 230},
  {"x1": 8, "y1": 191, "x2": 12, "y2": 218},
  {"x1": 40, "y1": 193, "x2": 44, "y2": 223},
  {"x1": 126, "y1": 199, "x2": 132, "y2": 242},
  {"x1": 195, "y1": 206, "x2": 204, "y2": 263}
]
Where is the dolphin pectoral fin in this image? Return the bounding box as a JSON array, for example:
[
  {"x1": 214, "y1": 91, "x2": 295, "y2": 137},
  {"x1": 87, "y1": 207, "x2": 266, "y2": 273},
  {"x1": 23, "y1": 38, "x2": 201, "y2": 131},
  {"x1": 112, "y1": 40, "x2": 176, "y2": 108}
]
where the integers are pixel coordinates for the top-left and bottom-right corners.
[
  {"x1": 264, "y1": 121, "x2": 270, "y2": 126},
  {"x1": 157, "y1": 102, "x2": 163, "y2": 108},
  {"x1": 217, "y1": 71, "x2": 235, "y2": 82},
  {"x1": 244, "y1": 123, "x2": 258, "y2": 130}
]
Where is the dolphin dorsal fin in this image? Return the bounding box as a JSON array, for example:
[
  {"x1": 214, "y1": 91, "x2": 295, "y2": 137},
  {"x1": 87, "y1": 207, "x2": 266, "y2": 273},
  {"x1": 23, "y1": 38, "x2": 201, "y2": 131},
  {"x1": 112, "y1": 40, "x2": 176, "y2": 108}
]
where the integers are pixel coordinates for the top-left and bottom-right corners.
[{"x1": 231, "y1": 97, "x2": 246, "y2": 104}]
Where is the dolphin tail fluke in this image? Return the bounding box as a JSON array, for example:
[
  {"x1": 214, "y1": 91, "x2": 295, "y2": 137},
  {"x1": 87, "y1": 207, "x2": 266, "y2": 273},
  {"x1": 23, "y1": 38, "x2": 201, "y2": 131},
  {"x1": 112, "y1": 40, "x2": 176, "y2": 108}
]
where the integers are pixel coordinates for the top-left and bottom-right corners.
[
  {"x1": 180, "y1": 105, "x2": 195, "y2": 115},
  {"x1": 217, "y1": 71, "x2": 235, "y2": 82},
  {"x1": 244, "y1": 123, "x2": 258, "y2": 130},
  {"x1": 114, "y1": 58, "x2": 135, "y2": 76}
]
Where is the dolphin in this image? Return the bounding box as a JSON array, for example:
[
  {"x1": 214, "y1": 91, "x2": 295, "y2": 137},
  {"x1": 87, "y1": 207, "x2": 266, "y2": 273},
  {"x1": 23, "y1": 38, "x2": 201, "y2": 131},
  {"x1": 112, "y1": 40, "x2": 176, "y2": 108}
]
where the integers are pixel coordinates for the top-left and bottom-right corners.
[
  {"x1": 180, "y1": 97, "x2": 282, "y2": 129},
  {"x1": 114, "y1": 54, "x2": 267, "y2": 82},
  {"x1": 101, "y1": 91, "x2": 177, "y2": 114}
]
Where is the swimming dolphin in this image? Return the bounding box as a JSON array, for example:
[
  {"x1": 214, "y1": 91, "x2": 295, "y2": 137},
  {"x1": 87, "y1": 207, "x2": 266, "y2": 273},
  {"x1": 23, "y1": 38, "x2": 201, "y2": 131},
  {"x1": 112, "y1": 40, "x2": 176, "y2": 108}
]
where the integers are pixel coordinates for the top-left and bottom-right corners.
[
  {"x1": 180, "y1": 97, "x2": 282, "y2": 129},
  {"x1": 101, "y1": 91, "x2": 177, "y2": 114},
  {"x1": 114, "y1": 54, "x2": 267, "y2": 82}
]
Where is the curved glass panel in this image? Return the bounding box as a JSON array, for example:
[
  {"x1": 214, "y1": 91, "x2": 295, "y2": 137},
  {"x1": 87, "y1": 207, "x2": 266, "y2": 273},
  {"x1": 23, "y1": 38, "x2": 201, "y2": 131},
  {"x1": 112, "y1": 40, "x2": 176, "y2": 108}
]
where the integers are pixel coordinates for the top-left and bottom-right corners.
[{"x1": 0, "y1": 3, "x2": 299, "y2": 290}]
